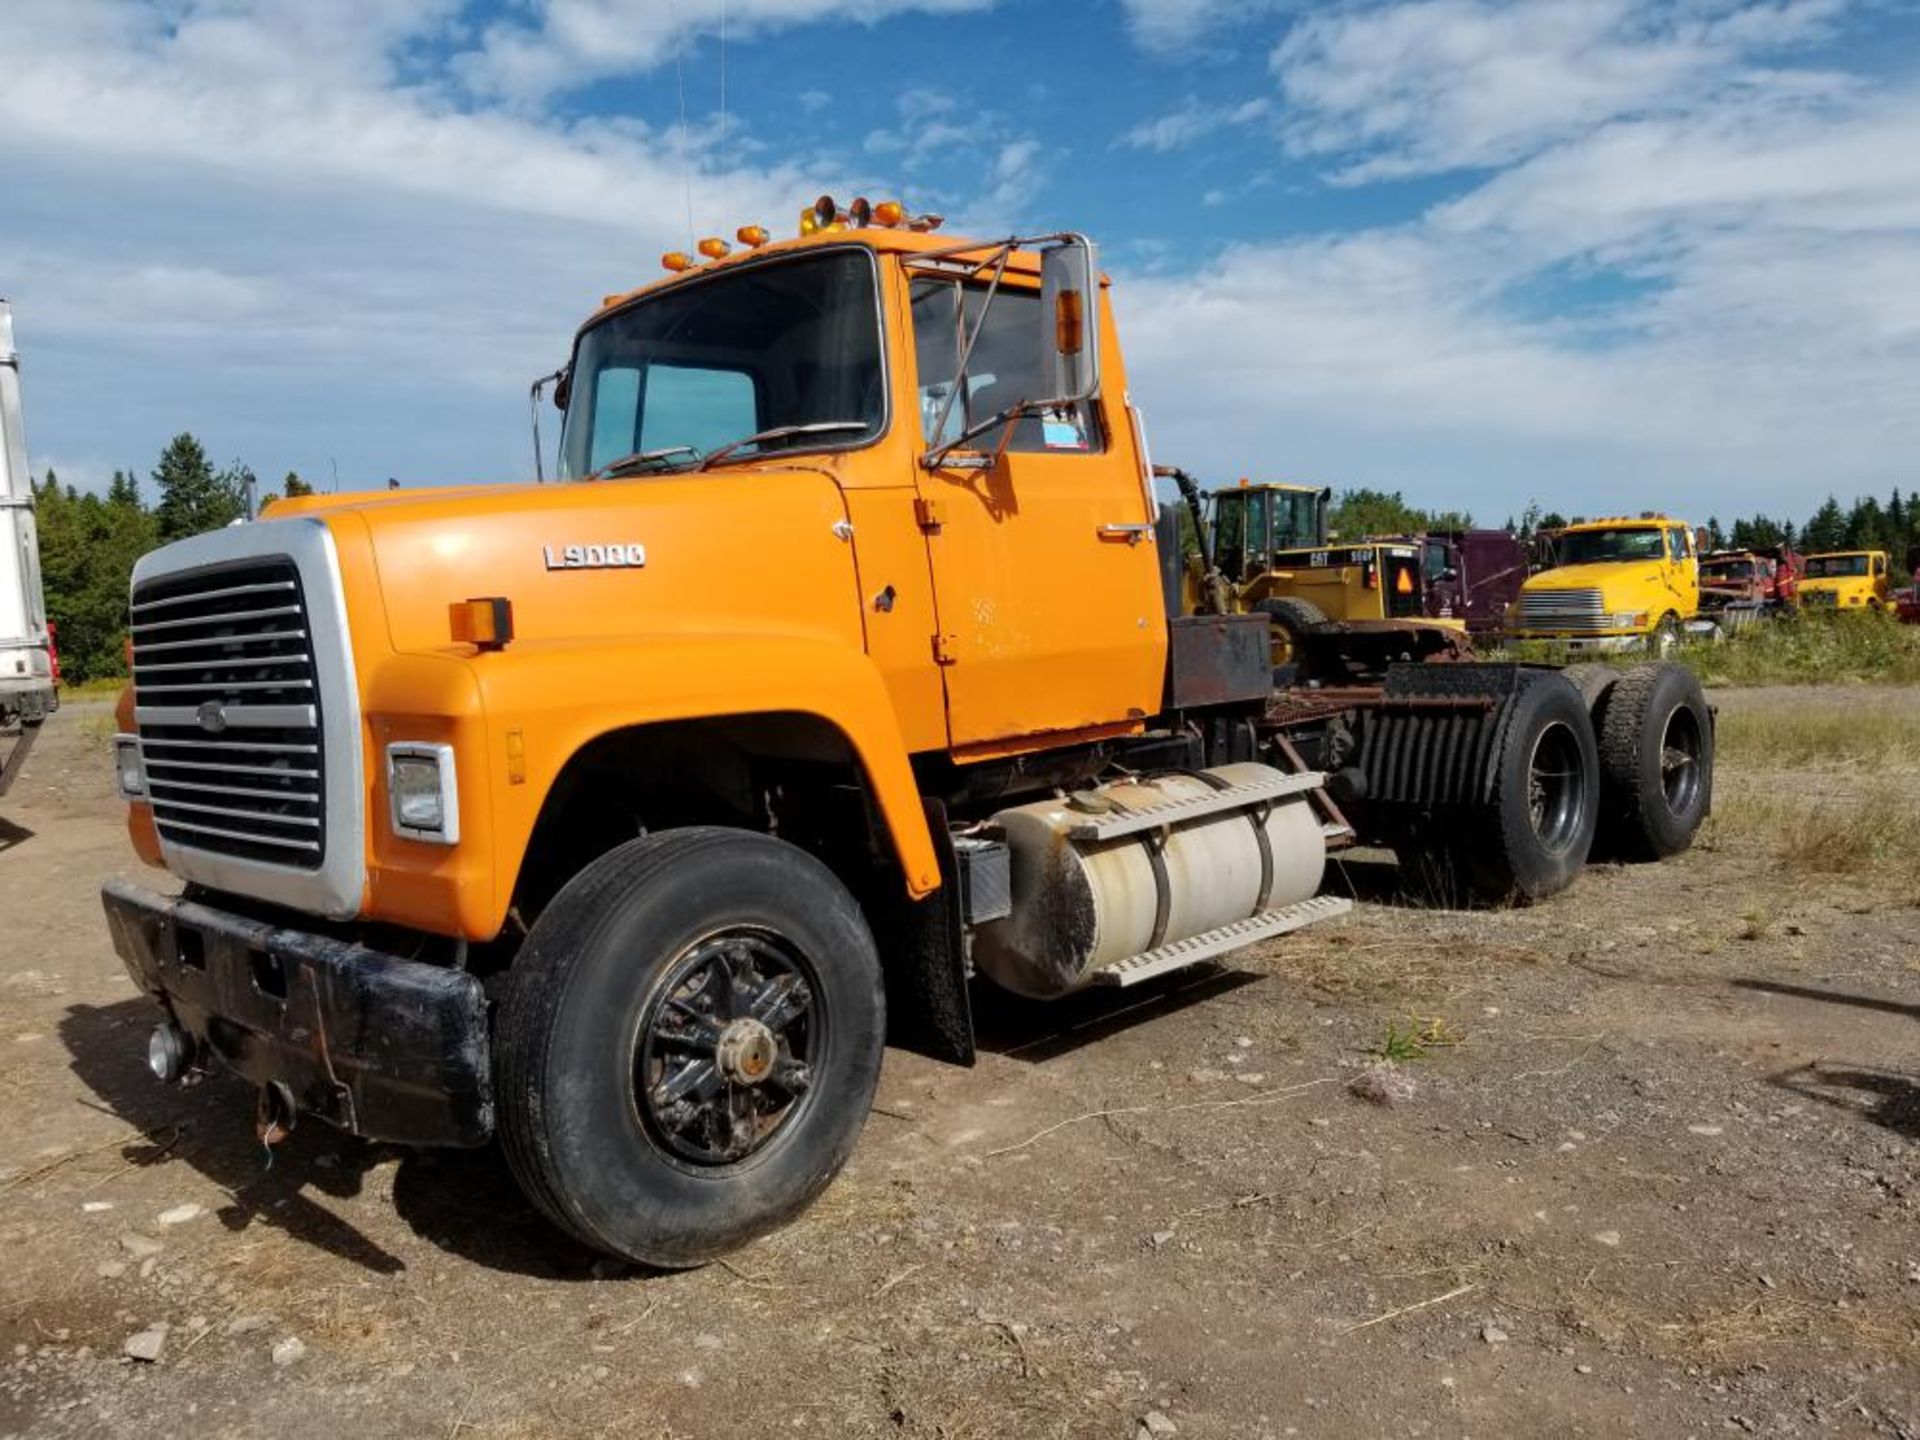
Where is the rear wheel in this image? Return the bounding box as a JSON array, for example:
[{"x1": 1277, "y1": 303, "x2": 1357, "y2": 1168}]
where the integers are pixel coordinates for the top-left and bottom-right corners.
[
  {"x1": 496, "y1": 827, "x2": 885, "y2": 1268},
  {"x1": 1595, "y1": 661, "x2": 1712, "y2": 860},
  {"x1": 1558, "y1": 662, "x2": 1620, "y2": 714},
  {"x1": 1392, "y1": 674, "x2": 1599, "y2": 905}
]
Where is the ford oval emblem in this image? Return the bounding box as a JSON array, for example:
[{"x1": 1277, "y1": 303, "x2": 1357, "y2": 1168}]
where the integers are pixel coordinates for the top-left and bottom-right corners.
[{"x1": 196, "y1": 698, "x2": 229, "y2": 734}]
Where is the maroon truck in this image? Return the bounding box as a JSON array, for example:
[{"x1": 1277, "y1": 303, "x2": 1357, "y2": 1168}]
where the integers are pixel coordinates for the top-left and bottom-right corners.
[{"x1": 1422, "y1": 529, "x2": 1530, "y2": 639}]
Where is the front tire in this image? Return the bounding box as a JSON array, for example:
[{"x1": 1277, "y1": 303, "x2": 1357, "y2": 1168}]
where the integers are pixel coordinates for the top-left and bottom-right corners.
[{"x1": 496, "y1": 828, "x2": 886, "y2": 1268}]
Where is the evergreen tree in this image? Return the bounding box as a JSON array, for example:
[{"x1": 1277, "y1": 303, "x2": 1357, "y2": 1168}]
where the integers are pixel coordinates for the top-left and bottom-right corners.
[
  {"x1": 106, "y1": 469, "x2": 141, "y2": 509},
  {"x1": 1801, "y1": 496, "x2": 1846, "y2": 552},
  {"x1": 283, "y1": 471, "x2": 314, "y2": 498},
  {"x1": 34, "y1": 469, "x2": 158, "y2": 682},
  {"x1": 152, "y1": 433, "x2": 244, "y2": 541},
  {"x1": 1705, "y1": 516, "x2": 1726, "y2": 550}
]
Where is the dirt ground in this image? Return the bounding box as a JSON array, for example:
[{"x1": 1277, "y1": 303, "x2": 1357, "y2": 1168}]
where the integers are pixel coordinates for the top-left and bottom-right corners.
[{"x1": 2, "y1": 693, "x2": 1916, "y2": 1439}]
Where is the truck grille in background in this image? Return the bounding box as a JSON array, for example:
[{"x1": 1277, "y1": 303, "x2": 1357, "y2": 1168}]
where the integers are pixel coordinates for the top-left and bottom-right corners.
[
  {"x1": 130, "y1": 559, "x2": 325, "y2": 869},
  {"x1": 1514, "y1": 588, "x2": 1608, "y2": 633}
]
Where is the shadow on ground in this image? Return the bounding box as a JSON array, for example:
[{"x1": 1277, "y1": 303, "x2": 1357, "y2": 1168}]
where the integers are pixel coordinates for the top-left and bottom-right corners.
[
  {"x1": 0, "y1": 816, "x2": 33, "y2": 854},
  {"x1": 1734, "y1": 977, "x2": 1920, "y2": 1141},
  {"x1": 970, "y1": 966, "x2": 1262, "y2": 1063},
  {"x1": 57, "y1": 999, "x2": 633, "y2": 1283}
]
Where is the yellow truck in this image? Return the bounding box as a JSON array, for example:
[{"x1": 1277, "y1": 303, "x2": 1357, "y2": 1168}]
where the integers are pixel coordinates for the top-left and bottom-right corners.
[
  {"x1": 99, "y1": 196, "x2": 1716, "y2": 1268},
  {"x1": 1798, "y1": 550, "x2": 1892, "y2": 611},
  {"x1": 1509, "y1": 514, "x2": 1699, "y2": 652}
]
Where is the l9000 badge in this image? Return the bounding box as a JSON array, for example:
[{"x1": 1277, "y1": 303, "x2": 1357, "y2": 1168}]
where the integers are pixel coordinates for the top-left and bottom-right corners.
[{"x1": 543, "y1": 543, "x2": 647, "y2": 570}]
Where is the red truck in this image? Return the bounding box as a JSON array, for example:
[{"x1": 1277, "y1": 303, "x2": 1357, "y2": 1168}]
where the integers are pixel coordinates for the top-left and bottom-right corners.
[{"x1": 1690, "y1": 545, "x2": 1802, "y2": 635}]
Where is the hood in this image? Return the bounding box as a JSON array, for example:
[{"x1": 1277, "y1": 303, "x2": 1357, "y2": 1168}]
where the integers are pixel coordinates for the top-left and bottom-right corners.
[{"x1": 284, "y1": 464, "x2": 866, "y2": 656}]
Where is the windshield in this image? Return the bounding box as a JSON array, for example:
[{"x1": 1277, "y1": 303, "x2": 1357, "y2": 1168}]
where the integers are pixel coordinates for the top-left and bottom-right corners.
[
  {"x1": 1560, "y1": 527, "x2": 1666, "y2": 565},
  {"x1": 1806, "y1": 554, "x2": 1870, "y2": 578},
  {"x1": 1702, "y1": 559, "x2": 1753, "y2": 579},
  {"x1": 1272, "y1": 490, "x2": 1322, "y2": 551},
  {"x1": 559, "y1": 249, "x2": 884, "y2": 479}
]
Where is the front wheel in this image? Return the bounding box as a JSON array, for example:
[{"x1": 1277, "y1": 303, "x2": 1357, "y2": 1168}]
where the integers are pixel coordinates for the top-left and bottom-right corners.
[
  {"x1": 495, "y1": 828, "x2": 886, "y2": 1268},
  {"x1": 1646, "y1": 613, "x2": 1682, "y2": 655}
]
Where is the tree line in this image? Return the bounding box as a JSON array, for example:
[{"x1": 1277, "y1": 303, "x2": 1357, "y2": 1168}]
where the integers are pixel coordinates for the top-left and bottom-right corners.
[{"x1": 35, "y1": 434, "x2": 311, "y2": 682}]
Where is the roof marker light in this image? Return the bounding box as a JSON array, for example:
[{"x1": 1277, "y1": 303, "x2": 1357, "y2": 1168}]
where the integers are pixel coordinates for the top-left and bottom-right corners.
[
  {"x1": 697, "y1": 237, "x2": 731, "y2": 259},
  {"x1": 737, "y1": 224, "x2": 769, "y2": 247},
  {"x1": 873, "y1": 200, "x2": 904, "y2": 227},
  {"x1": 661, "y1": 251, "x2": 692, "y2": 272}
]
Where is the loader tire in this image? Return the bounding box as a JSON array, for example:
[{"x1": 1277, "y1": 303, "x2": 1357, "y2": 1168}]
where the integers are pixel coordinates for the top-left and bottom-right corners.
[
  {"x1": 1256, "y1": 597, "x2": 1329, "y2": 668},
  {"x1": 496, "y1": 827, "x2": 885, "y2": 1269},
  {"x1": 1395, "y1": 673, "x2": 1598, "y2": 906},
  {"x1": 1595, "y1": 661, "x2": 1712, "y2": 861}
]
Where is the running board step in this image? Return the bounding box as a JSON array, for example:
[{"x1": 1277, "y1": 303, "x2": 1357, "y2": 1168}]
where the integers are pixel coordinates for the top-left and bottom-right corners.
[
  {"x1": 1088, "y1": 894, "x2": 1354, "y2": 988},
  {"x1": 1065, "y1": 771, "x2": 1324, "y2": 842}
]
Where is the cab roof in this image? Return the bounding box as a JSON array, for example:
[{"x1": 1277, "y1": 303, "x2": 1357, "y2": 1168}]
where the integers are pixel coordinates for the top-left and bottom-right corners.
[
  {"x1": 1565, "y1": 514, "x2": 1691, "y2": 530},
  {"x1": 590, "y1": 223, "x2": 1050, "y2": 323}
]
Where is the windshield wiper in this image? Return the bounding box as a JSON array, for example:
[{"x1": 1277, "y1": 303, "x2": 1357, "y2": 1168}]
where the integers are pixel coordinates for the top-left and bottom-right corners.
[
  {"x1": 586, "y1": 446, "x2": 700, "y2": 481},
  {"x1": 697, "y1": 422, "x2": 869, "y2": 472}
]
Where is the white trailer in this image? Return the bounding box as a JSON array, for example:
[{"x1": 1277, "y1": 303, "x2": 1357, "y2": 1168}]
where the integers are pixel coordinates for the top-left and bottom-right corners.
[{"x1": 0, "y1": 300, "x2": 57, "y2": 796}]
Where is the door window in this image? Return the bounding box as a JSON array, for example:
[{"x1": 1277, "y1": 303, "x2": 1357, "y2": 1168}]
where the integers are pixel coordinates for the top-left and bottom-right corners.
[{"x1": 910, "y1": 279, "x2": 1102, "y2": 455}]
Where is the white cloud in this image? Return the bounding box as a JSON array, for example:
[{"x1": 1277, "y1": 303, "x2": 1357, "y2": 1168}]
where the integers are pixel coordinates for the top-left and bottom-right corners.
[
  {"x1": 1117, "y1": 0, "x2": 1286, "y2": 47},
  {"x1": 1273, "y1": 0, "x2": 1847, "y2": 180},
  {"x1": 462, "y1": 0, "x2": 995, "y2": 103},
  {"x1": 1121, "y1": 97, "x2": 1270, "y2": 152}
]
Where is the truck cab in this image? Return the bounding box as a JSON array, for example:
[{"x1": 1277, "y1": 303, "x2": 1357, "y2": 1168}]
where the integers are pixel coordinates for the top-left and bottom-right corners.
[
  {"x1": 1509, "y1": 515, "x2": 1699, "y2": 652},
  {"x1": 1799, "y1": 550, "x2": 1891, "y2": 611}
]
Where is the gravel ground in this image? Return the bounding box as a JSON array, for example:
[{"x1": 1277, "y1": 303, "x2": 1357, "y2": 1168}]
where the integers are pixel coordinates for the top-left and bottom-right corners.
[{"x1": 1, "y1": 694, "x2": 1915, "y2": 1439}]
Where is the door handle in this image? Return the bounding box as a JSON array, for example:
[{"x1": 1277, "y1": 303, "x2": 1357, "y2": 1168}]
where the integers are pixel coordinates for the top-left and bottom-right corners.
[{"x1": 1099, "y1": 523, "x2": 1154, "y2": 544}]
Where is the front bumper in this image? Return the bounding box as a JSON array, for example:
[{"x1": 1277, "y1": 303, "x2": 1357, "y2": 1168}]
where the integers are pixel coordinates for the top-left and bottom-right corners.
[
  {"x1": 1508, "y1": 631, "x2": 1646, "y2": 653},
  {"x1": 101, "y1": 880, "x2": 493, "y2": 1147}
]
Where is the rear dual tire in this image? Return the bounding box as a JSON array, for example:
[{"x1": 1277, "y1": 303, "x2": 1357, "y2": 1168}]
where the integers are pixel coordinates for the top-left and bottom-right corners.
[
  {"x1": 1396, "y1": 673, "x2": 1599, "y2": 906},
  {"x1": 495, "y1": 828, "x2": 885, "y2": 1268}
]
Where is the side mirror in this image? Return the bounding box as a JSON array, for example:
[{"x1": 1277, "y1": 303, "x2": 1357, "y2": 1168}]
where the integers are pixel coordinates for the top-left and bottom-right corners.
[
  {"x1": 553, "y1": 367, "x2": 571, "y2": 411},
  {"x1": 1040, "y1": 236, "x2": 1101, "y2": 404}
]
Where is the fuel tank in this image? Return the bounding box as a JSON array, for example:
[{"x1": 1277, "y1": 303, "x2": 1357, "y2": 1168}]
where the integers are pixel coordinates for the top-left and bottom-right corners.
[{"x1": 971, "y1": 763, "x2": 1325, "y2": 999}]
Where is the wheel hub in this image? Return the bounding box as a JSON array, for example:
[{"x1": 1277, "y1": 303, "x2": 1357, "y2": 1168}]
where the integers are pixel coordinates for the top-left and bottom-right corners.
[
  {"x1": 633, "y1": 932, "x2": 819, "y2": 1167},
  {"x1": 715, "y1": 1017, "x2": 778, "y2": 1085}
]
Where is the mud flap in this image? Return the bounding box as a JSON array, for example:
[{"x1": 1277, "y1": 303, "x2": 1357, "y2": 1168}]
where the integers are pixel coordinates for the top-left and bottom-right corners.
[{"x1": 872, "y1": 797, "x2": 975, "y2": 1066}]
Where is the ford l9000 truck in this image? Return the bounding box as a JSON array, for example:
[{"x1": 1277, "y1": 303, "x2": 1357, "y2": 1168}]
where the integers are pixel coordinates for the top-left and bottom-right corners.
[{"x1": 102, "y1": 198, "x2": 1713, "y2": 1266}]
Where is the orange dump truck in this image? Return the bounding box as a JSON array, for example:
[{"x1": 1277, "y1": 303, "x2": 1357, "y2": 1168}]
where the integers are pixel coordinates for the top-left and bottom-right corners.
[{"x1": 103, "y1": 198, "x2": 1713, "y2": 1266}]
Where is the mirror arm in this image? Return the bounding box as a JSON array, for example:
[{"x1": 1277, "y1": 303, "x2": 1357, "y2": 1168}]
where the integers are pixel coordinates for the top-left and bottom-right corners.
[
  {"x1": 529, "y1": 368, "x2": 564, "y2": 484},
  {"x1": 923, "y1": 243, "x2": 1012, "y2": 457}
]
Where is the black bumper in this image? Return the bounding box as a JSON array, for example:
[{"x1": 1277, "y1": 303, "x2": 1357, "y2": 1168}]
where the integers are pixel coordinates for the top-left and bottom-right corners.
[{"x1": 101, "y1": 879, "x2": 494, "y2": 1147}]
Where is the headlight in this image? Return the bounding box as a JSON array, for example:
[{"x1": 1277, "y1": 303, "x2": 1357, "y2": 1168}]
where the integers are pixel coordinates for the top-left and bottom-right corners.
[
  {"x1": 386, "y1": 743, "x2": 459, "y2": 844},
  {"x1": 113, "y1": 735, "x2": 145, "y2": 799},
  {"x1": 1612, "y1": 611, "x2": 1648, "y2": 629}
]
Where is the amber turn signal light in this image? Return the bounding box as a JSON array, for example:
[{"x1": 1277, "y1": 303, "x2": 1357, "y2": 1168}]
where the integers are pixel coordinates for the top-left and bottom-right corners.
[
  {"x1": 1054, "y1": 289, "x2": 1084, "y2": 355},
  {"x1": 449, "y1": 597, "x2": 514, "y2": 651}
]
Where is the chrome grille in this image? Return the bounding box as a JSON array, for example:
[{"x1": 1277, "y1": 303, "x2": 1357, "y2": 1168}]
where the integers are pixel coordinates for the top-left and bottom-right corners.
[
  {"x1": 131, "y1": 558, "x2": 325, "y2": 868},
  {"x1": 1514, "y1": 587, "x2": 1609, "y2": 633}
]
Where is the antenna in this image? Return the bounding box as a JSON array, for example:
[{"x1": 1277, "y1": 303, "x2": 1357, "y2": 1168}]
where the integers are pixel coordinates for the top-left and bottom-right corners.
[
  {"x1": 669, "y1": 0, "x2": 695, "y2": 250},
  {"x1": 718, "y1": 0, "x2": 729, "y2": 199}
]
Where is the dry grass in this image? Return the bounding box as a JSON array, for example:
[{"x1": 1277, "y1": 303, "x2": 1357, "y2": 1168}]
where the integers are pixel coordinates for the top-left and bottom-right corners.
[
  {"x1": 1714, "y1": 702, "x2": 1920, "y2": 771},
  {"x1": 1255, "y1": 928, "x2": 1546, "y2": 1001},
  {"x1": 1706, "y1": 789, "x2": 1920, "y2": 883}
]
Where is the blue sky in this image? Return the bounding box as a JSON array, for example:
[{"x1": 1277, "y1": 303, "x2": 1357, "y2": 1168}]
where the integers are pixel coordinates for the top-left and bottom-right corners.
[{"x1": 3, "y1": 0, "x2": 1917, "y2": 526}]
